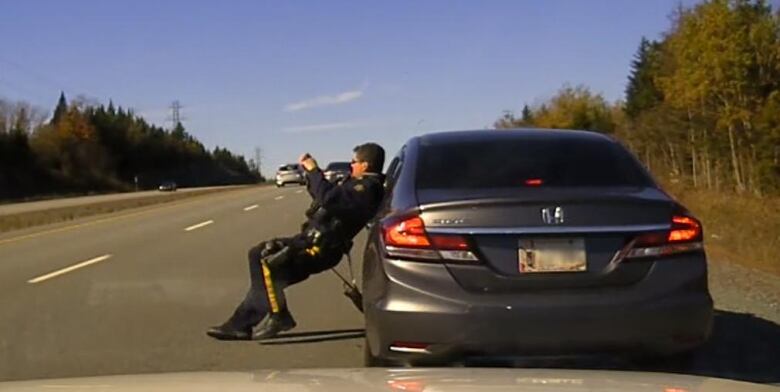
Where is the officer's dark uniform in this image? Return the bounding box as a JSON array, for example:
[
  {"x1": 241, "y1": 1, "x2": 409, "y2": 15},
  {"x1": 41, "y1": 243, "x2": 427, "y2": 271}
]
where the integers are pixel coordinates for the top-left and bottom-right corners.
[{"x1": 217, "y1": 167, "x2": 384, "y2": 338}]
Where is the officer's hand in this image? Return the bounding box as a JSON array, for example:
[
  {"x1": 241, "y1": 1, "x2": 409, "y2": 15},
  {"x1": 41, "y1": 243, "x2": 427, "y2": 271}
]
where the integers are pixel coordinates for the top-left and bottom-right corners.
[{"x1": 299, "y1": 153, "x2": 318, "y2": 171}]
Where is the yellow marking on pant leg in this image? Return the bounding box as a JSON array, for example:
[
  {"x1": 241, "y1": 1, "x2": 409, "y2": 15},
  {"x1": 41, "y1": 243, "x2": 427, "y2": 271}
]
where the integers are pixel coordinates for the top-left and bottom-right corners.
[
  {"x1": 262, "y1": 263, "x2": 280, "y2": 313},
  {"x1": 305, "y1": 246, "x2": 320, "y2": 256}
]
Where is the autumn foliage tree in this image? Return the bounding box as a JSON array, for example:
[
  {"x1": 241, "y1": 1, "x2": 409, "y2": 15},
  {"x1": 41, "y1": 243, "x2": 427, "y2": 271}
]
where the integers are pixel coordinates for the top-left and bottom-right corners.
[
  {"x1": 0, "y1": 94, "x2": 262, "y2": 200},
  {"x1": 497, "y1": 0, "x2": 780, "y2": 195}
]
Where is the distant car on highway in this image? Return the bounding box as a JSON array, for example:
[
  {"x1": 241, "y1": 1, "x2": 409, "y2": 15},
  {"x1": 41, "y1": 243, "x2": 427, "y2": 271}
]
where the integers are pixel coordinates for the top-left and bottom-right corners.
[
  {"x1": 323, "y1": 161, "x2": 351, "y2": 183},
  {"x1": 158, "y1": 181, "x2": 177, "y2": 192},
  {"x1": 275, "y1": 164, "x2": 305, "y2": 187},
  {"x1": 362, "y1": 129, "x2": 713, "y2": 366}
]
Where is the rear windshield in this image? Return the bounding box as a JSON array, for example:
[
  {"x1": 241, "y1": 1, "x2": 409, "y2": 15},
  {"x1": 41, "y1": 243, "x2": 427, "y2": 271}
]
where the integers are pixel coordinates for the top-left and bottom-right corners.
[
  {"x1": 326, "y1": 162, "x2": 351, "y2": 171},
  {"x1": 278, "y1": 164, "x2": 300, "y2": 171},
  {"x1": 416, "y1": 137, "x2": 653, "y2": 189}
]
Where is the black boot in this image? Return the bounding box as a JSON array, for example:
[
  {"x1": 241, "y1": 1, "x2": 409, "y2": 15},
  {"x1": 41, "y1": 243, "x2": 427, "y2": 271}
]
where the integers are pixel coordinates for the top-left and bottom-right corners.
[
  {"x1": 206, "y1": 322, "x2": 252, "y2": 341},
  {"x1": 253, "y1": 309, "x2": 297, "y2": 340}
]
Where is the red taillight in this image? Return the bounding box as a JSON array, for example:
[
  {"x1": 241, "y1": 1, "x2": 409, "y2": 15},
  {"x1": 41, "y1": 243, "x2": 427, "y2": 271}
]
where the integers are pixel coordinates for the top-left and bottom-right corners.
[
  {"x1": 669, "y1": 215, "x2": 701, "y2": 242},
  {"x1": 633, "y1": 231, "x2": 667, "y2": 247},
  {"x1": 382, "y1": 216, "x2": 479, "y2": 262},
  {"x1": 525, "y1": 178, "x2": 544, "y2": 186},
  {"x1": 383, "y1": 216, "x2": 430, "y2": 247},
  {"x1": 623, "y1": 214, "x2": 704, "y2": 260},
  {"x1": 430, "y1": 234, "x2": 469, "y2": 250}
]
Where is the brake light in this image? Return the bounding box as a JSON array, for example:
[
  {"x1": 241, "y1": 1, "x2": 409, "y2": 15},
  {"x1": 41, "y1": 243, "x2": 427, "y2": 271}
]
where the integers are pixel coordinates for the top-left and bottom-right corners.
[
  {"x1": 633, "y1": 231, "x2": 667, "y2": 247},
  {"x1": 623, "y1": 214, "x2": 703, "y2": 260},
  {"x1": 382, "y1": 216, "x2": 479, "y2": 262},
  {"x1": 669, "y1": 216, "x2": 701, "y2": 242},
  {"x1": 525, "y1": 178, "x2": 544, "y2": 186},
  {"x1": 430, "y1": 234, "x2": 469, "y2": 250},
  {"x1": 383, "y1": 216, "x2": 430, "y2": 247}
]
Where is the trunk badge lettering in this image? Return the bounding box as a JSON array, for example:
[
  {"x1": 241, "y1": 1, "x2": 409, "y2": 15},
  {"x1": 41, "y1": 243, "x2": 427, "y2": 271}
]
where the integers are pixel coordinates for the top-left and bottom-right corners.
[{"x1": 541, "y1": 207, "x2": 564, "y2": 225}]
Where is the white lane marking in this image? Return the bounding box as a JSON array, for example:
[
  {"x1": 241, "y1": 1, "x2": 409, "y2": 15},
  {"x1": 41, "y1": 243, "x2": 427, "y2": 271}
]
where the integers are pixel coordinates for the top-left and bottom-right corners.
[
  {"x1": 244, "y1": 204, "x2": 259, "y2": 211},
  {"x1": 28, "y1": 254, "x2": 112, "y2": 284},
  {"x1": 274, "y1": 196, "x2": 284, "y2": 200},
  {"x1": 295, "y1": 190, "x2": 303, "y2": 194},
  {"x1": 184, "y1": 220, "x2": 214, "y2": 231}
]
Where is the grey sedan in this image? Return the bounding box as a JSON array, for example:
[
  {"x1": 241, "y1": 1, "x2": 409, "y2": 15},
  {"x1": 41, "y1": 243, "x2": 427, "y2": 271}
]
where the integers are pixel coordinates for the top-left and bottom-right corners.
[
  {"x1": 275, "y1": 164, "x2": 306, "y2": 187},
  {"x1": 362, "y1": 129, "x2": 713, "y2": 366}
]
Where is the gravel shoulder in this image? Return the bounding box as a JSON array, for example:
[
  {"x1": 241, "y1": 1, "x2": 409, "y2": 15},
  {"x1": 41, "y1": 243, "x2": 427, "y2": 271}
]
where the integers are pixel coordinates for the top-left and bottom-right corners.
[
  {"x1": 641, "y1": 260, "x2": 780, "y2": 384},
  {"x1": 708, "y1": 260, "x2": 780, "y2": 323}
]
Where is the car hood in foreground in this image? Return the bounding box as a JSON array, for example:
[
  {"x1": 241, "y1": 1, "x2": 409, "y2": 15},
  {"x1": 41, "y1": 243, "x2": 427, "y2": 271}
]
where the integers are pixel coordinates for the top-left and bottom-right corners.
[{"x1": 1, "y1": 368, "x2": 776, "y2": 392}]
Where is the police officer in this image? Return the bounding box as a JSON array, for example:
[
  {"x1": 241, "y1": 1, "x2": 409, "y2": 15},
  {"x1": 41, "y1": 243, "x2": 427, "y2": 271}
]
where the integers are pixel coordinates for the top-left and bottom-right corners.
[{"x1": 207, "y1": 143, "x2": 385, "y2": 341}]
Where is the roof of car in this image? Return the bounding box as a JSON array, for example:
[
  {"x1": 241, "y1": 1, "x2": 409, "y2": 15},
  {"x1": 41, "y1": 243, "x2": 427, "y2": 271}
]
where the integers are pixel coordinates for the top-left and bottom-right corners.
[{"x1": 417, "y1": 128, "x2": 615, "y2": 145}]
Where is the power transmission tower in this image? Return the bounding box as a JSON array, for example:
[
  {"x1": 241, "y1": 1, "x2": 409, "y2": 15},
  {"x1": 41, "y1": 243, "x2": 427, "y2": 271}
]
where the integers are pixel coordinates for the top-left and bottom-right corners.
[
  {"x1": 254, "y1": 147, "x2": 263, "y2": 175},
  {"x1": 169, "y1": 100, "x2": 182, "y2": 127}
]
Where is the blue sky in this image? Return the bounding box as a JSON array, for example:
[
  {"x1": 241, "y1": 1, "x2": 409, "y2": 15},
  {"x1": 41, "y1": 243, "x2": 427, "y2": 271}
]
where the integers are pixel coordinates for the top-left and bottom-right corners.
[{"x1": 0, "y1": 0, "x2": 703, "y2": 174}]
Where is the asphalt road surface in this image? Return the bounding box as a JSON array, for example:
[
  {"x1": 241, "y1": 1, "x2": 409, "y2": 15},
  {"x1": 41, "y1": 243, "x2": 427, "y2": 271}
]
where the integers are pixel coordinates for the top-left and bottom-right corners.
[
  {"x1": 0, "y1": 185, "x2": 778, "y2": 384},
  {"x1": 0, "y1": 185, "x2": 365, "y2": 381},
  {"x1": 0, "y1": 186, "x2": 242, "y2": 216}
]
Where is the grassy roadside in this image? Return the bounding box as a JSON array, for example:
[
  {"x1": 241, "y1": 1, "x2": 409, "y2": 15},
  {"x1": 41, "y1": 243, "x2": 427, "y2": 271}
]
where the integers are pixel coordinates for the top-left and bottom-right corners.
[
  {"x1": 0, "y1": 186, "x2": 256, "y2": 233},
  {"x1": 663, "y1": 183, "x2": 780, "y2": 276}
]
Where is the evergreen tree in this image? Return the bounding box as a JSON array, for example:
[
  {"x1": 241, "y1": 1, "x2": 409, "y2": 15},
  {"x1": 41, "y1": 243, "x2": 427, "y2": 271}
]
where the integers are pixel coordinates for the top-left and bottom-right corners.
[{"x1": 50, "y1": 92, "x2": 68, "y2": 125}]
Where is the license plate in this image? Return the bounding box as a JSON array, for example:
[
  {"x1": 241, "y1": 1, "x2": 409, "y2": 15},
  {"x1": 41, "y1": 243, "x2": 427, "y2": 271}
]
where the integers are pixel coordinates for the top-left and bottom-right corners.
[{"x1": 518, "y1": 238, "x2": 587, "y2": 273}]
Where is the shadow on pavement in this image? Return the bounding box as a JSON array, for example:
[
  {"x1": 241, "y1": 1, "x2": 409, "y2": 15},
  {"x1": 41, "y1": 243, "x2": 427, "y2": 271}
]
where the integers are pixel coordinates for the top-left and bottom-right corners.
[
  {"x1": 465, "y1": 310, "x2": 780, "y2": 384},
  {"x1": 647, "y1": 310, "x2": 780, "y2": 384},
  {"x1": 259, "y1": 328, "x2": 365, "y2": 345}
]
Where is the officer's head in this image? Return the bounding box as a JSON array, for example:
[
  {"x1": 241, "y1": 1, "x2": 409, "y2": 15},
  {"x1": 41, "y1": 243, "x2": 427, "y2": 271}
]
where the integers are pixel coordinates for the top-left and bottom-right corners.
[{"x1": 351, "y1": 143, "x2": 385, "y2": 177}]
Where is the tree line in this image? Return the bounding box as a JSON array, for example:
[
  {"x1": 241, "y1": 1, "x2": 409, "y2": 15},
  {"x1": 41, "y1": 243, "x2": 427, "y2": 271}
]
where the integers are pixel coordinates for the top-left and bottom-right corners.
[
  {"x1": 0, "y1": 93, "x2": 262, "y2": 200},
  {"x1": 497, "y1": 0, "x2": 780, "y2": 196}
]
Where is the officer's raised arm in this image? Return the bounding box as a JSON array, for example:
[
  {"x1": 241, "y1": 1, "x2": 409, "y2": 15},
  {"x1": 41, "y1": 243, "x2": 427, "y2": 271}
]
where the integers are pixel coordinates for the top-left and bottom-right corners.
[{"x1": 299, "y1": 153, "x2": 336, "y2": 204}]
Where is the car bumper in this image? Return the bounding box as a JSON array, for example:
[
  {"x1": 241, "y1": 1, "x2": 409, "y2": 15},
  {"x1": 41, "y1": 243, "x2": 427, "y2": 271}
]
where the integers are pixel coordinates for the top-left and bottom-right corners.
[
  {"x1": 365, "y1": 255, "x2": 713, "y2": 362},
  {"x1": 276, "y1": 176, "x2": 305, "y2": 184},
  {"x1": 325, "y1": 173, "x2": 347, "y2": 181}
]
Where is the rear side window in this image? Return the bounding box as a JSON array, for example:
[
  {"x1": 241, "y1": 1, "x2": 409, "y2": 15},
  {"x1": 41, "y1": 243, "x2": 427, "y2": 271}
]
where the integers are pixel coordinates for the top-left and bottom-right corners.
[
  {"x1": 325, "y1": 162, "x2": 351, "y2": 171},
  {"x1": 278, "y1": 164, "x2": 299, "y2": 171},
  {"x1": 416, "y1": 137, "x2": 653, "y2": 189}
]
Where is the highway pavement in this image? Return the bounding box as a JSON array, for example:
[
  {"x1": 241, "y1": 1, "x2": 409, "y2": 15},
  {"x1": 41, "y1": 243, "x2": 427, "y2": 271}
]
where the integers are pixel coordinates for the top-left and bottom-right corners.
[{"x1": 0, "y1": 185, "x2": 365, "y2": 381}]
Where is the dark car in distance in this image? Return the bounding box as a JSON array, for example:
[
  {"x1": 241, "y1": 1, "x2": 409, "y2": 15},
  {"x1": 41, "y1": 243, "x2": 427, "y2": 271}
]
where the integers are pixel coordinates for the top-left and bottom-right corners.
[
  {"x1": 158, "y1": 181, "x2": 177, "y2": 192},
  {"x1": 324, "y1": 161, "x2": 351, "y2": 183}
]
